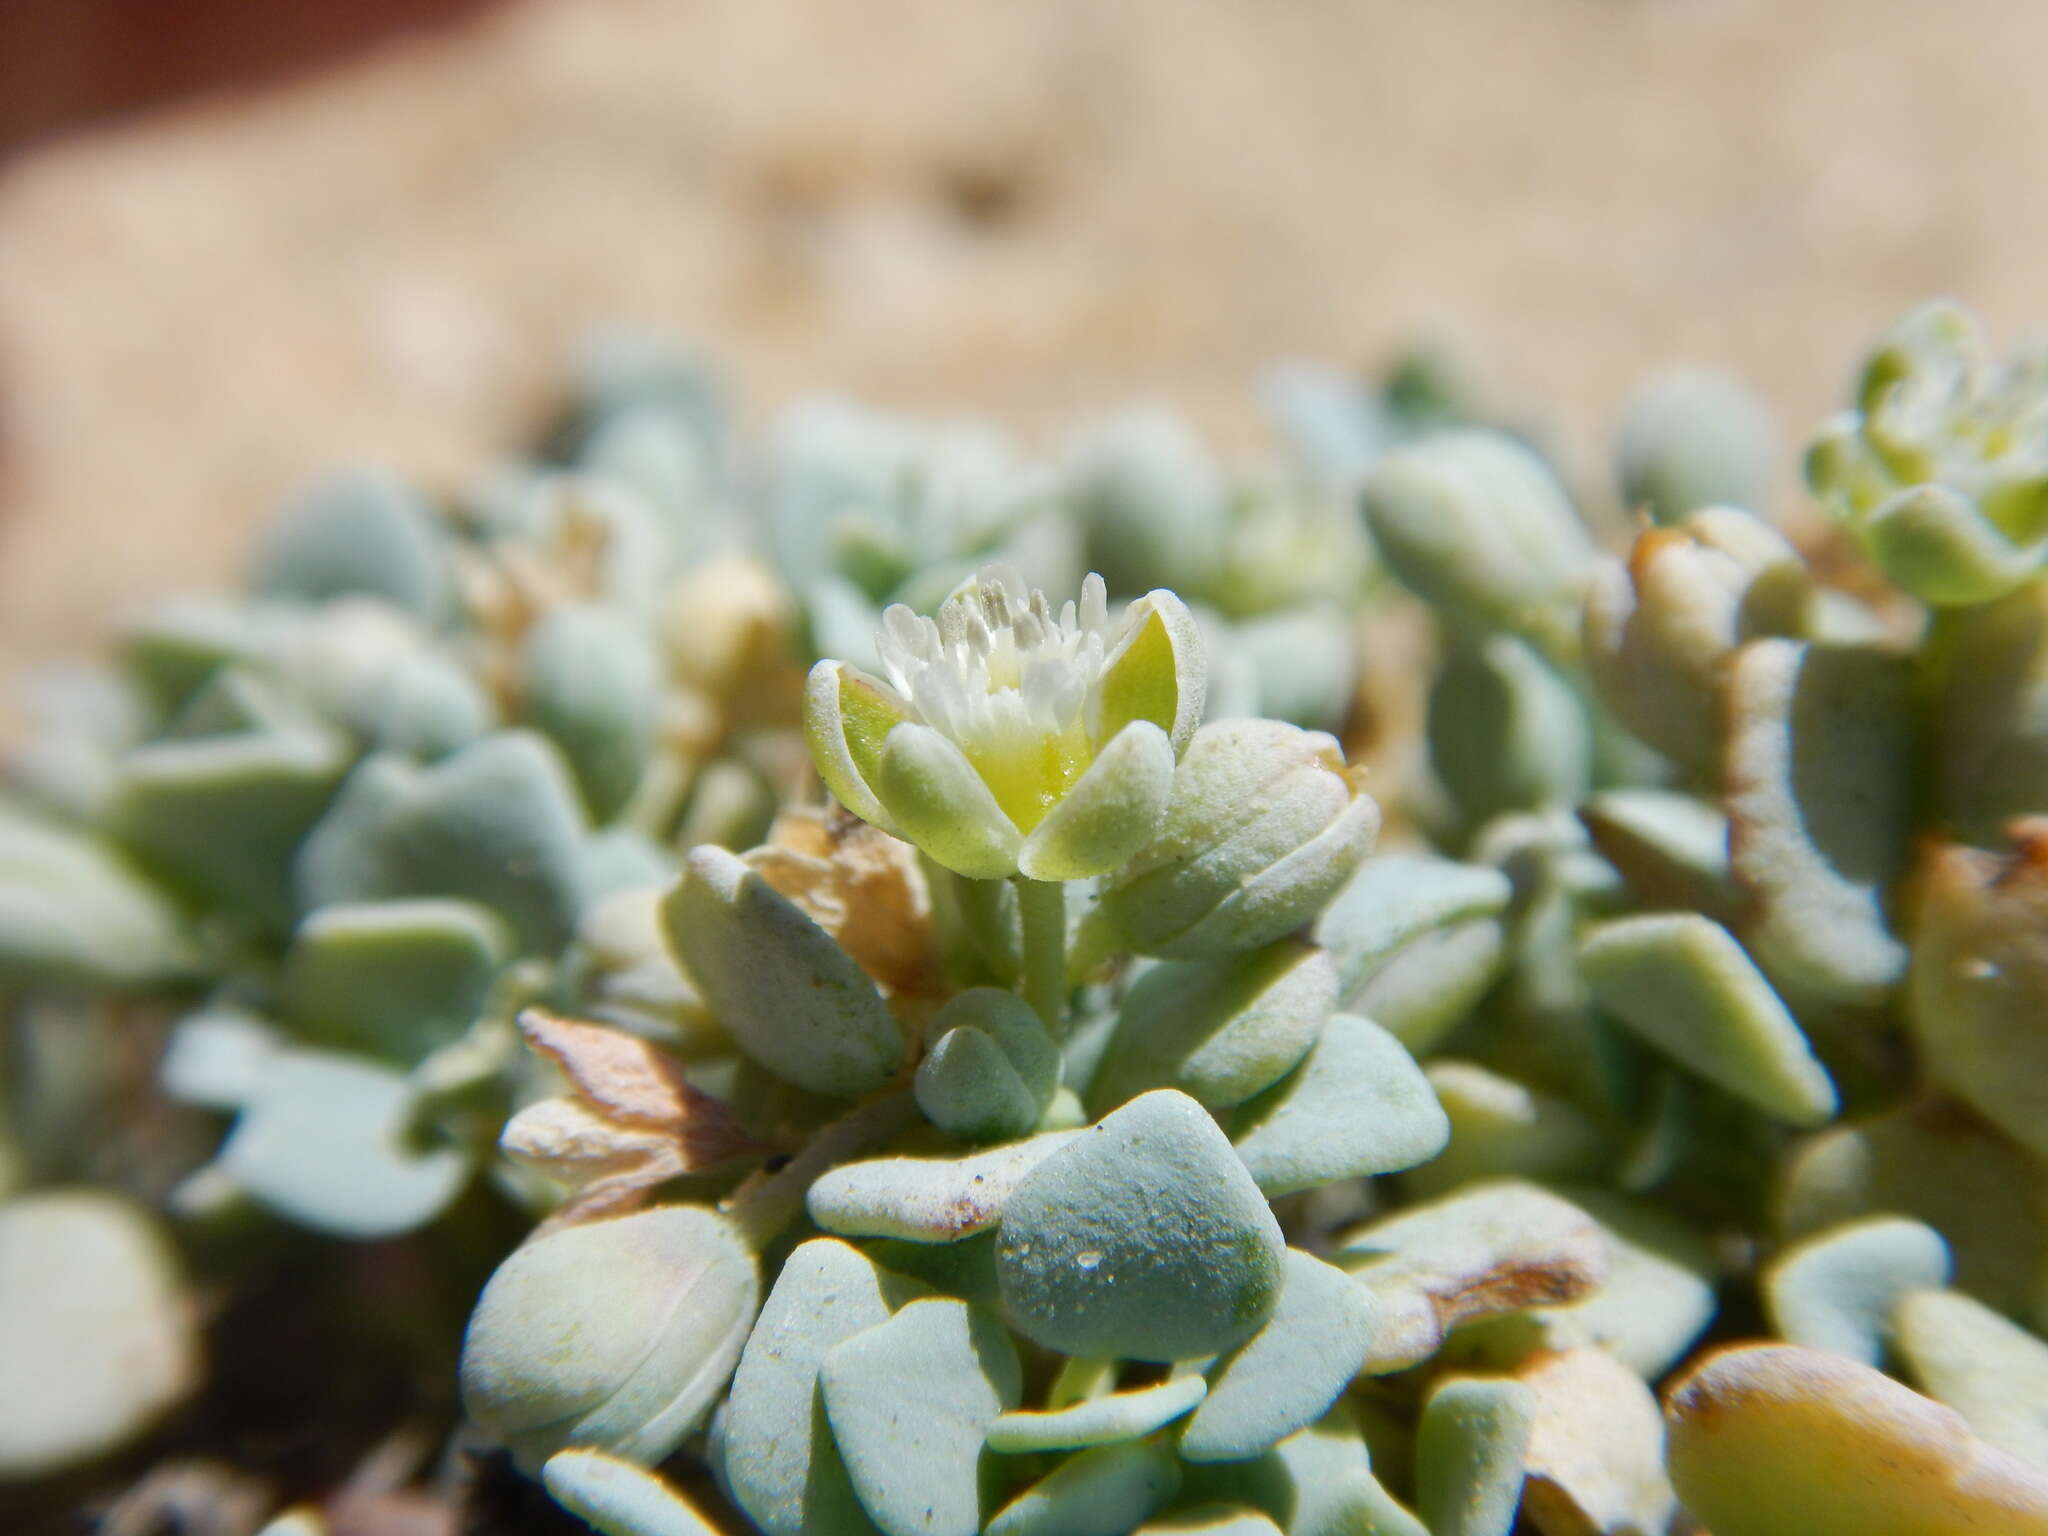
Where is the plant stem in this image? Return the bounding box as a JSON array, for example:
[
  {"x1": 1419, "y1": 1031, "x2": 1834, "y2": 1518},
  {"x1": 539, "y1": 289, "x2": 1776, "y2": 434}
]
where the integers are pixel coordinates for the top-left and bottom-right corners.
[
  {"x1": 722, "y1": 1089, "x2": 919, "y2": 1252},
  {"x1": 1046, "y1": 1356, "x2": 1117, "y2": 1408},
  {"x1": 1015, "y1": 876, "x2": 1068, "y2": 1036}
]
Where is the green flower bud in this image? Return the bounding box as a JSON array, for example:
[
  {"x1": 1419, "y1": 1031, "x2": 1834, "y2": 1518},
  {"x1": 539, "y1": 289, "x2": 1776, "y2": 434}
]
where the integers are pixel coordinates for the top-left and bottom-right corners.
[
  {"x1": 1807, "y1": 300, "x2": 2048, "y2": 607},
  {"x1": 1099, "y1": 719, "x2": 1379, "y2": 958},
  {"x1": 460, "y1": 1204, "x2": 759, "y2": 1472},
  {"x1": 804, "y1": 567, "x2": 1202, "y2": 880}
]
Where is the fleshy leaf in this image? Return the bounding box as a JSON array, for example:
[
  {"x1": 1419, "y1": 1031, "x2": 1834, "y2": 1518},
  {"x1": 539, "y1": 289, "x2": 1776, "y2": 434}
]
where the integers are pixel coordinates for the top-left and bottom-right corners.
[
  {"x1": 522, "y1": 604, "x2": 663, "y2": 822},
  {"x1": 1360, "y1": 429, "x2": 1593, "y2": 653},
  {"x1": 159, "y1": 1007, "x2": 280, "y2": 1110},
  {"x1": 542, "y1": 1449, "x2": 725, "y2": 1536},
  {"x1": 725, "y1": 1239, "x2": 922, "y2": 1536},
  {"x1": 915, "y1": 1025, "x2": 1041, "y2": 1144},
  {"x1": 1269, "y1": 1402, "x2": 1428, "y2": 1536},
  {"x1": 1400, "y1": 1059, "x2": 1609, "y2": 1201},
  {"x1": 914, "y1": 988, "x2": 1062, "y2": 1143},
  {"x1": 116, "y1": 727, "x2": 352, "y2": 934},
  {"x1": 1578, "y1": 788, "x2": 1740, "y2": 922},
  {"x1": 0, "y1": 1193, "x2": 198, "y2": 1479},
  {"x1": 254, "y1": 469, "x2": 449, "y2": 619},
  {"x1": 987, "y1": 1375, "x2": 1206, "y2": 1454},
  {"x1": 1314, "y1": 854, "x2": 1513, "y2": 1002},
  {"x1": 1135, "y1": 1508, "x2": 1282, "y2": 1536},
  {"x1": 1928, "y1": 577, "x2": 2048, "y2": 841},
  {"x1": 1345, "y1": 918, "x2": 1510, "y2": 1055},
  {"x1": 1895, "y1": 1288, "x2": 2048, "y2": 1472},
  {"x1": 1762, "y1": 1217, "x2": 1951, "y2": 1366},
  {"x1": 282, "y1": 898, "x2": 510, "y2": 1061},
  {"x1": 1515, "y1": 1348, "x2": 1676, "y2": 1536},
  {"x1": 1180, "y1": 1249, "x2": 1374, "y2": 1462},
  {"x1": 1579, "y1": 912, "x2": 1837, "y2": 1126},
  {"x1": 663, "y1": 846, "x2": 903, "y2": 1098},
  {"x1": 461, "y1": 1205, "x2": 758, "y2": 1472},
  {"x1": 1776, "y1": 1102, "x2": 2048, "y2": 1325},
  {"x1": 1336, "y1": 1181, "x2": 1611, "y2": 1374},
  {"x1": 1426, "y1": 635, "x2": 1592, "y2": 827},
  {"x1": 808, "y1": 1132, "x2": 1083, "y2": 1243},
  {"x1": 1102, "y1": 720, "x2": 1377, "y2": 958},
  {"x1": 0, "y1": 807, "x2": 192, "y2": 987},
  {"x1": 1665, "y1": 1343, "x2": 2048, "y2": 1536},
  {"x1": 1723, "y1": 639, "x2": 1912, "y2": 1003},
  {"x1": 1582, "y1": 508, "x2": 1809, "y2": 776},
  {"x1": 1089, "y1": 941, "x2": 1337, "y2": 1114},
  {"x1": 820, "y1": 1298, "x2": 1021, "y2": 1536},
  {"x1": 1230, "y1": 1013, "x2": 1447, "y2": 1198},
  {"x1": 220, "y1": 1051, "x2": 472, "y2": 1239},
  {"x1": 1617, "y1": 367, "x2": 1775, "y2": 525},
  {"x1": 996, "y1": 1090, "x2": 1285, "y2": 1362},
  {"x1": 294, "y1": 732, "x2": 590, "y2": 953},
  {"x1": 1444, "y1": 1188, "x2": 1717, "y2": 1380},
  {"x1": 1908, "y1": 831, "x2": 2048, "y2": 1159},
  {"x1": 986, "y1": 1438, "x2": 1181, "y2": 1536},
  {"x1": 1414, "y1": 1376, "x2": 1534, "y2": 1536}
]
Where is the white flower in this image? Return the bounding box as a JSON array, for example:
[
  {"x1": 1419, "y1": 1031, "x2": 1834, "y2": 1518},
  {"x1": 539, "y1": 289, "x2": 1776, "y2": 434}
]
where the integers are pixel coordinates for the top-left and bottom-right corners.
[{"x1": 805, "y1": 566, "x2": 1204, "y2": 880}]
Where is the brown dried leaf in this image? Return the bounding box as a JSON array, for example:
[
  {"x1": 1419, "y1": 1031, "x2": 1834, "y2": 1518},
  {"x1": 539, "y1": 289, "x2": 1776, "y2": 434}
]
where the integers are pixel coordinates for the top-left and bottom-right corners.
[
  {"x1": 511, "y1": 1009, "x2": 765, "y2": 1229},
  {"x1": 520, "y1": 1007, "x2": 703, "y2": 1127}
]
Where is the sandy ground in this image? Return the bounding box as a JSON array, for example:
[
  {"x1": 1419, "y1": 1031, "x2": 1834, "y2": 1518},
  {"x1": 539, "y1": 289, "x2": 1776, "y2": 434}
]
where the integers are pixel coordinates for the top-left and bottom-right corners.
[{"x1": 1, "y1": 0, "x2": 2045, "y2": 680}]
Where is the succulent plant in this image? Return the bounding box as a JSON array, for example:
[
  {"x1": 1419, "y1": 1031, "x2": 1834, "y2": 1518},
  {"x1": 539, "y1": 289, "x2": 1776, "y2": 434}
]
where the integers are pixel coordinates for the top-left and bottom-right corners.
[{"x1": 8, "y1": 303, "x2": 2048, "y2": 1536}]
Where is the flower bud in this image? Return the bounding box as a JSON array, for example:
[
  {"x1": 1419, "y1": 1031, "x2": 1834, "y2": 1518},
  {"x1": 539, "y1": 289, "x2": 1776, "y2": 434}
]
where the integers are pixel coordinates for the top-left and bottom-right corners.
[
  {"x1": 1807, "y1": 300, "x2": 2048, "y2": 606},
  {"x1": 460, "y1": 1204, "x2": 759, "y2": 1471},
  {"x1": 1099, "y1": 719, "x2": 1379, "y2": 958}
]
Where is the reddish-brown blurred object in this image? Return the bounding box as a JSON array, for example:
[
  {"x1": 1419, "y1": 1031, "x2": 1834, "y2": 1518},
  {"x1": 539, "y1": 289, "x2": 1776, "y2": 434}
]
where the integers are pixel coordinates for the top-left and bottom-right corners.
[{"x1": 0, "y1": 0, "x2": 502, "y2": 155}]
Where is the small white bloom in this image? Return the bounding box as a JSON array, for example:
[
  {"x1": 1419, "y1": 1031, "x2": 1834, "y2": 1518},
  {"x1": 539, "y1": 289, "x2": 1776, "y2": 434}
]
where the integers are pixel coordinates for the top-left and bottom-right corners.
[{"x1": 805, "y1": 566, "x2": 1204, "y2": 881}]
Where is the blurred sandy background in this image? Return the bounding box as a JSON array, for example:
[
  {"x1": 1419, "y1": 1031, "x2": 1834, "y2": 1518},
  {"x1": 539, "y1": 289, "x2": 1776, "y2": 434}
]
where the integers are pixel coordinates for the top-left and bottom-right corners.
[{"x1": 2, "y1": 0, "x2": 2045, "y2": 678}]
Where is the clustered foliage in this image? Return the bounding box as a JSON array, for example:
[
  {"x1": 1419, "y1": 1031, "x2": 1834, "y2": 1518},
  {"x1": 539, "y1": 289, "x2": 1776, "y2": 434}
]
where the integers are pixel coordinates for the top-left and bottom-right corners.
[{"x1": 4, "y1": 306, "x2": 2048, "y2": 1535}]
